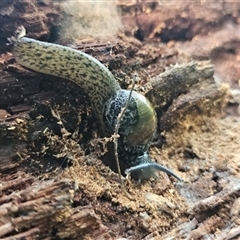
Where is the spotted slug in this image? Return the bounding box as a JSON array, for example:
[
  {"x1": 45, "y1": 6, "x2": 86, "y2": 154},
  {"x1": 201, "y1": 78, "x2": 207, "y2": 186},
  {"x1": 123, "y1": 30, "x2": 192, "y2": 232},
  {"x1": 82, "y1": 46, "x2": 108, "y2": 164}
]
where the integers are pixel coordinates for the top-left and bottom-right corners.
[{"x1": 14, "y1": 37, "x2": 182, "y2": 183}]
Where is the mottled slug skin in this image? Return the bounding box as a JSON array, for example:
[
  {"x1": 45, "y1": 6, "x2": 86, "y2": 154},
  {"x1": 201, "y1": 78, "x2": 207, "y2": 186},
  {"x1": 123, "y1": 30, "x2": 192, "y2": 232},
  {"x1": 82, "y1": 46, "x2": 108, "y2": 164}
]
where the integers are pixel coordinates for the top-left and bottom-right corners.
[{"x1": 14, "y1": 37, "x2": 121, "y2": 122}]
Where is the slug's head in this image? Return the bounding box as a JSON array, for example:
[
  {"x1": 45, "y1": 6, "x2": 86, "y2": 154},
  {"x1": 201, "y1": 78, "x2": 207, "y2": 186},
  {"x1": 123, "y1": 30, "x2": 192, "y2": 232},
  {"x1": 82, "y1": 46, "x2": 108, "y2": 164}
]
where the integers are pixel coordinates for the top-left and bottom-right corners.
[
  {"x1": 103, "y1": 90, "x2": 182, "y2": 183},
  {"x1": 103, "y1": 89, "x2": 157, "y2": 146}
]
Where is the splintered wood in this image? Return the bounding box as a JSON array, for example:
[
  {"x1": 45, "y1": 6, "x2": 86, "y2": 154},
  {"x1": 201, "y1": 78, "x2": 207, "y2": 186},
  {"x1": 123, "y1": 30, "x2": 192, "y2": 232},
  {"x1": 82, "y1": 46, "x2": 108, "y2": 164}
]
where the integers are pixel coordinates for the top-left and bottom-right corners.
[{"x1": 0, "y1": 172, "x2": 110, "y2": 239}]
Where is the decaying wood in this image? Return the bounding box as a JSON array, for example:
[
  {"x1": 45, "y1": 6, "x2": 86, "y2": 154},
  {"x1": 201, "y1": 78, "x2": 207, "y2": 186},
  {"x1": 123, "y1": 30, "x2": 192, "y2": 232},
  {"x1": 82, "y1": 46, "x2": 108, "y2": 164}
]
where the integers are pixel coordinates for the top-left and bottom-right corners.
[
  {"x1": 143, "y1": 61, "x2": 227, "y2": 131},
  {"x1": 161, "y1": 177, "x2": 240, "y2": 240},
  {"x1": 0, "y1": 172, "x2": 110, "y2": 239},
  {"x1": 188, "y1": 178, "x2": 240, "y2": 218},
  {"x1": 217, "y1": 225, "x2": 240, "y2": 240},
  {"x1": 0, "y1": 0, "x2": 239, "y2": 239},
  {"x1": 145, "y1": 61, "x2": 215, "y2": 112},
  {"x1": 159, "y1": 80, "x2": 227, "y2": 131},
  {"x1": 0, "y1": 35, "x2": 231, "y2": 240},
  {"x1": 0, "y1": 0, "x2": 61, "y2": 53}
]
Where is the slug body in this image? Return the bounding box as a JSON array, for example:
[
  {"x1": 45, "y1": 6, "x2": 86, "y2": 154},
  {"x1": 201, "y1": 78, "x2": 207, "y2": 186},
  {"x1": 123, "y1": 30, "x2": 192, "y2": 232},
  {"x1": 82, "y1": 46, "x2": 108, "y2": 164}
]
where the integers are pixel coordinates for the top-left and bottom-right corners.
[{"x1": 14, "y1": 37, "x2": 181, "y2": 182}]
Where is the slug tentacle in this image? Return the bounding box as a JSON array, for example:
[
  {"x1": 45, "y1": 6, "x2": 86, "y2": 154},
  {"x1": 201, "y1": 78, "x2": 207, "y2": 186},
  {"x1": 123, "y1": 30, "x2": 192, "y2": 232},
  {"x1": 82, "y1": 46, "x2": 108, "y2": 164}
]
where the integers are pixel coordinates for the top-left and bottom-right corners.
[{"x1": 14, "y1": 36, "x2": 182, "y2": 183}]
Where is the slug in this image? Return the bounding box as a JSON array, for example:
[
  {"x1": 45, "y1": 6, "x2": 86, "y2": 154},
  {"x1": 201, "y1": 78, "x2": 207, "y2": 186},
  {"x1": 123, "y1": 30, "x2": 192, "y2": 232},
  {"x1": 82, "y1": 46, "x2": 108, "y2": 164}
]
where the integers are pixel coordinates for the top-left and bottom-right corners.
[{"x1": 14, "y1": 36, "x2": 182, "y2": 183}]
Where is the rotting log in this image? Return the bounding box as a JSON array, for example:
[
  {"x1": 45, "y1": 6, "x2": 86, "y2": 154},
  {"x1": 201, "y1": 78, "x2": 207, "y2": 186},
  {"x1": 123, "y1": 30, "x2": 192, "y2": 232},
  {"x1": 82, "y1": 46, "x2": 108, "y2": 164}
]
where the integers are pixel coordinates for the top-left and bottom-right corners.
[
  {"x1": 0, "y1": 0, "x2": 61, "y2": 54},
  {"x1": 0, "y1": 55, "x2": 227, "y2": 239},
  {"x1": 145, "y1": 61, "x2": 215, "y2": 112},
  {"x1": 0, "y1": 1, "x2": 237, "y2": 239},
  {"x1": 144, "y1": 61, "x2": 227, "y2": 131},
  {"x1": 162, "y1": 177, "x2": 240, "y2": 239},
  {"x1": 159, "y1": 80, "x2": 227, "y2": 131},
  {"x1": 1, "y1": 40, "x2": 225, "y2": 239},
  {"x1": 0, "y1": 172, "x2": 110, "y2": 239}
]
